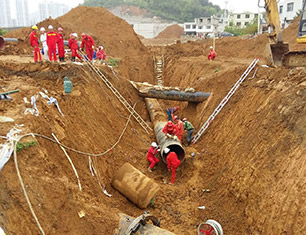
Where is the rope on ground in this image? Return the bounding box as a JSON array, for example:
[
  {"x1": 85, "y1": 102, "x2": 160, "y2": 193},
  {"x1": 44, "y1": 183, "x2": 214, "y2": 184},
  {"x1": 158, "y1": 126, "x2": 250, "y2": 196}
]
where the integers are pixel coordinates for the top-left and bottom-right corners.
[
  {"x1": 52, "y1": 133, "x2": 82, "y2": 191},
  {"x1": 199, "y1": 166, "x2": 228, "y2": 197},
  {"x1": 13, "y1": 101, "x2": 139, "y2": 234}
]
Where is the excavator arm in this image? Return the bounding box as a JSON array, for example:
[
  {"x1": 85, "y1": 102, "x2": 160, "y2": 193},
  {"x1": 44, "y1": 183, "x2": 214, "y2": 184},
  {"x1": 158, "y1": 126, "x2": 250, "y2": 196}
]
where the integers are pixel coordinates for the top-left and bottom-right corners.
[{"x1": 261, "y1": 0, "x2": 289, "y2": 66}]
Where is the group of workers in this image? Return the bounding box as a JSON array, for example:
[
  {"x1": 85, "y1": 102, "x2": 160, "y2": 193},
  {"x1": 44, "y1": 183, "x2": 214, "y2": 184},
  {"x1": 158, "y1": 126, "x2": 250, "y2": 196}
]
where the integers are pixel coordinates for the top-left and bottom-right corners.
[
  {"x1": 146, "y1": 106, "x2": 195, "y2": 185},
  {"x1": 30, "y1": 25, "x2": 106, "y2": 63}
]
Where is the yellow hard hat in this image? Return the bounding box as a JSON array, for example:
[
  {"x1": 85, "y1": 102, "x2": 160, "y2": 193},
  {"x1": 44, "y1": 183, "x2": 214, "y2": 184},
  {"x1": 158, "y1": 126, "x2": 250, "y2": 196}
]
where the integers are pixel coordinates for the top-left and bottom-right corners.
[{"x1": 32, "y1": 25, "x2": 38, "y2": 30}]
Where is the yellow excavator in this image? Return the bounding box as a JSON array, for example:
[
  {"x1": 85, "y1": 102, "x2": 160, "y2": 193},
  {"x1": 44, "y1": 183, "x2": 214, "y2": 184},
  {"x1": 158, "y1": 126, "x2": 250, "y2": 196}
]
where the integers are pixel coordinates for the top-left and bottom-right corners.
[{"x1": 262, "y1": 0, "x2": 306, "y2": 67}]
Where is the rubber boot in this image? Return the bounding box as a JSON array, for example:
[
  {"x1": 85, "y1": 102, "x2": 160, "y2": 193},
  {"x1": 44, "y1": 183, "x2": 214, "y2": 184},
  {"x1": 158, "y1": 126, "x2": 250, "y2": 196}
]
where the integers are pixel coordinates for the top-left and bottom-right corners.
[{"x1": 71, "y1": 57, "x2": 75, "y2": 62}]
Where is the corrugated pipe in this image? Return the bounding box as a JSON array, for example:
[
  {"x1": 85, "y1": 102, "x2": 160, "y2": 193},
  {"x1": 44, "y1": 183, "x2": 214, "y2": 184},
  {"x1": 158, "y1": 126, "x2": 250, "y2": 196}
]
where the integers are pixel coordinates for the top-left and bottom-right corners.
[{"x1": 145, "y1": 98, "x2": 185, "y2": 163}]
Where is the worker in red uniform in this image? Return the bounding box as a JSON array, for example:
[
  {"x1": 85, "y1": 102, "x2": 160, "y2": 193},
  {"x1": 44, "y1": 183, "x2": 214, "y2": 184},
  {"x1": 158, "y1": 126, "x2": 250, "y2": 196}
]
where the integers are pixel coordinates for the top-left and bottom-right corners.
[
  {"x1": 81, "y1": 33, "x2": 95, "y2": 61},
  {"x1": 57, "y1": 27, "x2": 65, "y2": 62},
  {"x1": 97, "y1": 45, "x2": 106, "y2": 63},
  {"x1": 46, "y1": 25, "x2": 58, "y2": 61},
  {"x1": 166, "y1": 107, "x2": 179, "y2": 121},
  {"x1": 165, "y1": 148, "x2": 181, "y2": 184},
  {"x1": 162, "y1": 121, "x2": 178, "y2": 137},
  {"x1": 208, "y1": 46, "x2": 216, "y2": 61},
  {"x1": 68, "y1": 33, "x2": 82, "y2": 62},
  {"x1": 174, "y1": 116, "x2": 184, "y2": 141},
  {"x1": 147, "y1": 142, "x2": 160, "y2": 172},
  {"x1": 30, "y1": 25, "x2": 41, "y2": 62}
]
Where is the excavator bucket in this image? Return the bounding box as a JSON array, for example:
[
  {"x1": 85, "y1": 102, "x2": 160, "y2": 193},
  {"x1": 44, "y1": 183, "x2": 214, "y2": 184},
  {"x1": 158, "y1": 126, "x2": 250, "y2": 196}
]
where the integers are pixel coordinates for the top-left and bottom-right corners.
[
  {"x1": 0, "y1": 36, "x2": 4, "y2": 49},
  {"x1": 270, "y1": 42, "x2": 289, "y2": 66}
]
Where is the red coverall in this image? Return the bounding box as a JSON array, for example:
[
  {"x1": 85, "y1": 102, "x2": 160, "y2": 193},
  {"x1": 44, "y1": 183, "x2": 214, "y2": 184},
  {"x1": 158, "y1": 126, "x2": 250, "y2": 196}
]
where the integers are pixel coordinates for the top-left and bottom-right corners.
[
  {"x1": 176, "y1": 120, "x2": 184, "y2": 141},
  {"x1": 97, "y1": 49, "x2": 106, "y2": 60},
  {"x1": 147, "y1": 146, "x2": 160, "y2": 169},
  {"x1": 81, "y1": 35, "x2": 95, "y2": 61},
  {"x1": 162, "y1": 121, "x2": 178, "y2": 136},
  {"x1": 30, "y1": 31, "x2": 41, "y2": 62},
  {"x1": 68, "y1": 38, "x2": 82, "y2": 61},
  {"x1": 47, "y1": 31, "x2": 58, "y2": 61},
  {"x1": 208, "y1": 49, "x2": 216, "y2": 60},
  {"x1": 57, "y1": 33, "x2": 65, "y2": 60},
  {"x1": 167, "y1": 152, "x2": 181, "y2": 184}
]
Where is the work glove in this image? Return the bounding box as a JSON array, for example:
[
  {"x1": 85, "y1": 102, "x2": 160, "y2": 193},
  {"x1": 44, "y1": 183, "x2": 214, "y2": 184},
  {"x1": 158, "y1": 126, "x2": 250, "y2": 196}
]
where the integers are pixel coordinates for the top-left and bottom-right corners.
[
  {"x1": 173, "y1": 136, "x2": 179, "y2": 141},
  {"x1": 92, "y1": 46, "x2": 95, "y2": 49},
  {"x1": 166, "y1": 133, "x2": 172, "y2": 138}
]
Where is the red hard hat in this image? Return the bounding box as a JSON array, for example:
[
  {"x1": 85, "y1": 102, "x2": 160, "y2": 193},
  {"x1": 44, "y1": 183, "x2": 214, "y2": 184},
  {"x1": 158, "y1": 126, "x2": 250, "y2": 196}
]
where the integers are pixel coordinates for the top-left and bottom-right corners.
[
  {"x1": 58, "y1": 27, "x2": 63, "y2": 31},
  {"x1": 175, "y1": 106, "x2": 179, "y2": 110}
]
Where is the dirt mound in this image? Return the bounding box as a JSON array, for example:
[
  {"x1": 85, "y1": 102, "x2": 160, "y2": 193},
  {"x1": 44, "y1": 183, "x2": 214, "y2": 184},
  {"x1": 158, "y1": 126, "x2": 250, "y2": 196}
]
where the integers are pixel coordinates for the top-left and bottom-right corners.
[
  {"x1": 156, "y1": 24, "x2": 184, "y2": 39},
  {"x1": 283, "y1": 16, "x2": 306, "y2": 51}
]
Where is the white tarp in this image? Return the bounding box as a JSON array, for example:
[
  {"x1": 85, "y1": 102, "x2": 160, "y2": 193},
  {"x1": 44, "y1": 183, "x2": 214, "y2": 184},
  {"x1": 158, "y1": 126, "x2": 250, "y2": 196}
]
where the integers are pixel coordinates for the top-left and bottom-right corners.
[{"x1": 0, "y1": 127, "x2": 21, "y2": 171}]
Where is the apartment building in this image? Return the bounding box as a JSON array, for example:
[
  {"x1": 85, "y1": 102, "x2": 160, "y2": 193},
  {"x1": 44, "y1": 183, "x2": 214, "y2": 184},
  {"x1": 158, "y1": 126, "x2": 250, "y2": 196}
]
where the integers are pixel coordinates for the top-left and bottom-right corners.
[
  {"x1": 16, "y1": 0, "x2": 30, "y2": 26},
  {"x1": 279, "y1": 0, "x2": 303, "y2": 28},
  {"x1": 229, "y1": 13, "x2": 259, "y2": 28},
  {"x1": 184, "y1": 16, "x2": 219, "y2": 36},
  {"x1": 39, "y1": 1, "x2": 70, "y2": 21},
  {"x1": 0, "y1": 0, "x2": 12, "y2": 27}
]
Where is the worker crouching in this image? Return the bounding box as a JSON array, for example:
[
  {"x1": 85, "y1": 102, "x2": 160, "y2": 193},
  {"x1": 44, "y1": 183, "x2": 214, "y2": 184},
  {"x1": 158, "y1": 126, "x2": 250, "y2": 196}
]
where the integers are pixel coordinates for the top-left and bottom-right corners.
[
  {"x1": 165, "y1": 148, "x2": 181, "y2": 184},
  {"x1": 147, "y1": 142, "x2": 160, "y2": 172},
  {"x1": 162, "y1": 121, "x2": 179, "y2": 141}
]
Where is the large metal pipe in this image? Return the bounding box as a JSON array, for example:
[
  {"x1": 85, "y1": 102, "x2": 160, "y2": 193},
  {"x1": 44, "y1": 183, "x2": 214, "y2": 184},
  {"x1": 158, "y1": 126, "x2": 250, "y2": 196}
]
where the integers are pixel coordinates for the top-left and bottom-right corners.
[
  {"x1": 132, "y1": 81, "x2": 210, "y2": 103},
  {"x1": 145, "y1": 98, "x2": 185, "y2": 163},
  {"x1": 140, "y1": 89, "x2": 211, "y2": 102},
  {"x1": 0, "y1": 36, "x2": 4, "y2": 49}
]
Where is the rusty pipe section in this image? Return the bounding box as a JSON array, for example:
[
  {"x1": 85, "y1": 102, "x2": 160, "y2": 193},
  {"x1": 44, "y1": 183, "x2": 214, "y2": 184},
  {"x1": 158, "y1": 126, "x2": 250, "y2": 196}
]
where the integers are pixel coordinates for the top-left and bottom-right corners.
[
  {"x1": 145, "y1": 98, "x2": 185, "y2": 163},
  {"x1": 139, "y1": 89, "x2": 211, "y2": 102}
]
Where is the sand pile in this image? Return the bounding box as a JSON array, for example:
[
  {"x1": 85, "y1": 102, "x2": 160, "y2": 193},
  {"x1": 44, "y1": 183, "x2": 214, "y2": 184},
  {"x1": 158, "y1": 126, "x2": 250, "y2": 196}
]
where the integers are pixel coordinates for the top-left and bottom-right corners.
[
  {"x1": 156, "y1": 24, "x2": 184, "y2": 39},
  {"x1": 283, "y1": 16, "x2": 306, "y2": 51}
]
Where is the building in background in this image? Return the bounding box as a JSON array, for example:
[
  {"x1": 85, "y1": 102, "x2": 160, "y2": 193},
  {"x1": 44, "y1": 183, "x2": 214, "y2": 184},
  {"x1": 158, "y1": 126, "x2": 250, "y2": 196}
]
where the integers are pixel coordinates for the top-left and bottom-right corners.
[
  {"x1": 229, "y1": 12, "x2": 259, "y2": 28},
  {"x1": 0, "y1": 0, "x2": 12, "y2": 27},
  {"x1": 184, "y1": 16, "x2": 219, "y2": 37},
  {"x1": 278, "y1": 0, "x2": 303, "y2": 28},
  {"x1": 16, "y1": 0, "x2": 30, "y2": 26},
  {"x1": 39, "y1": 1, "x2": 71, "y2": 21}
]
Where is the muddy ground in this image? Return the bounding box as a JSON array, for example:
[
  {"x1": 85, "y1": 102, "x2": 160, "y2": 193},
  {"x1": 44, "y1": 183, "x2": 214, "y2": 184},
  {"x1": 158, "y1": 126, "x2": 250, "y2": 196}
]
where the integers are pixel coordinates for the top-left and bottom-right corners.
[{"x1": 1, "y1": 6, "x2": 306, "y2": 235}]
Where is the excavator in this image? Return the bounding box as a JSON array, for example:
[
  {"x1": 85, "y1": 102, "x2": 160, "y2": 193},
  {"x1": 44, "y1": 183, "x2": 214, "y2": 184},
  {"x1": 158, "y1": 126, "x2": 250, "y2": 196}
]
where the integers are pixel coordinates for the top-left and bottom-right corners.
[{"x1": 262, "y1": 0, "x2": 306, "y2": 67}]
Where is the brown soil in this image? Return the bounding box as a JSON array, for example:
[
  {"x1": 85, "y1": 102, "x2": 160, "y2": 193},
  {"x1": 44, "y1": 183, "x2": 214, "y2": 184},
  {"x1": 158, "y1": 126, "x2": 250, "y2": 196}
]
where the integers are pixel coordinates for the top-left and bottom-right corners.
[
  {"x1": 1, "y1": 6, "x2": 306, "y2": 235},
  {"x1": 156, "y1": 24, "x2": 184, "y2": 39}
]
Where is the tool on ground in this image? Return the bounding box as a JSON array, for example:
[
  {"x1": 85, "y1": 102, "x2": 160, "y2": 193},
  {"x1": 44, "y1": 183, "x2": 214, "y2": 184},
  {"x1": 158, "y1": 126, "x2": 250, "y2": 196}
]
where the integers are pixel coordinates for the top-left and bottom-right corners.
[
  {"x1": 200, "y1": 166, "x2": 227, "y2": 197},
  {"x1": 79, "y1": 50, "x2": 152, "y2": 134},
  {"x1": 0, "y1": 89, "x2": 20, "y2": 100},
  {"x1": 124, "y1": 212, "x2": 160, "y2": 235},
  {"x1": 192, "y1": 58, "x2": 259, "y2": 144},
  {"x1": 198, "y1": 219, "x2": 223, "y2": 235}
]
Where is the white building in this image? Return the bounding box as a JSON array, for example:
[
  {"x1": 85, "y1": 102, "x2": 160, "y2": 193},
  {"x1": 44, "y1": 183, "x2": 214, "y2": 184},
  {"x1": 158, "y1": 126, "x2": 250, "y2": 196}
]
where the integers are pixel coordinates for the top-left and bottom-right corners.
[
  {"x1": 184, "y1": 16, "x2": 219, "y2": 36},
  {"x1": 39, "y1": 1, "x2": 71, "y2": 21},
  {"x1": 229, "y1": 13, "x2": 259, "y2": 28},
  {"x1": 279, "y1": 0, "x2": 303, "y2": 28},
  {"x1": 0, "y1": 0, "x2": 12, "y2": 27},
  {"x1": 16, "y1": 0, "x2": 30, "y2": 26}
]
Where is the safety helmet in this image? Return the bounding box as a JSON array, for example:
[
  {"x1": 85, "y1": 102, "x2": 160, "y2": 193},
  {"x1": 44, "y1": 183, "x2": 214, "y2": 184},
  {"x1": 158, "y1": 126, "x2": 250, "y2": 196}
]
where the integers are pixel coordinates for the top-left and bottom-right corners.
[
  {"x1": 40, "y1": 27, "x2": 45, "y2": 32},
  {"x1": 58, "y1": 27, "x2": 63, "y2": 31},
  {"x1": 210, "y1": 46, "x2": 213, "y2": 49},
  {"x1": 32, "y1": 25, "x2": 38, "y2": 30},
  {"x1": 99, "y1": 46, "x2": 104, "y2": 50},
  {"x1": 72, "y1": 33, "x2": 78, "y2": 38},
  {"x1": 164, "y1": 148, "x2": 170, "y2": 154},
  {"x1": 167, "y1": 121, "x2": 173, "y2": 126},
  {"x1": 174, "y1": 106, "x2": 179, "y2": 110},
  {"x1": 174, "y1": 116, "x2": 179, "y2": 120},
  {"x1": 151, "y1": 142, "x2": 157, "y2": 148},
  {"x1": 48, "y1": 25, "x2": 53, "y2": 30},
  {"x1": 81, "y1": 33, "x2": 86, "y2": 37},
  {"x1": 182, "y1": 118, "x2": 187, "y2": 122}
]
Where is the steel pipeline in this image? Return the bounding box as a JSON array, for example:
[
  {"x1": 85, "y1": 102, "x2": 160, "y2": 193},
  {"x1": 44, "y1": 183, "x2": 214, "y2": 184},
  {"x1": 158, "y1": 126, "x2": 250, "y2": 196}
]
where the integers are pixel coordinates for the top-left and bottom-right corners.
[{"x1": 145, "y1": 98, "x2": 185, "y2": 163}]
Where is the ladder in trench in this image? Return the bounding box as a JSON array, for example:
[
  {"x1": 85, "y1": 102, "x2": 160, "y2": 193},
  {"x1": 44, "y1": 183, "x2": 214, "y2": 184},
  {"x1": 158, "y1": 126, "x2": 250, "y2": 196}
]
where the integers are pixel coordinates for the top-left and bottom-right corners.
[
  {"x1": 79, "y1": 51, "x2": 152, "y2": 134},
  {"x1": 192, "y1": 58, "x2": 260, "y2": 144}
]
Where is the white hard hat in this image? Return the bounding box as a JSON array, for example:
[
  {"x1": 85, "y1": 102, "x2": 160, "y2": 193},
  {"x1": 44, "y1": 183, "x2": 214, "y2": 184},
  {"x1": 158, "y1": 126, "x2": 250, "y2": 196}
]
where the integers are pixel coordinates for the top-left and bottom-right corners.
[
  {"x1": 48, "y1": 25, "x2": 53, "y2": 30},
  {"x1": 164, "y1": 147, "x2": 170, "y2": 154},
  {"x1": 72, "y1": 33, "x2": 77, "y2": 37},
  {"x1": 40, "y1": 27, "x2": 45, "y2": 32},
  {"x1": 210, "y1": 46, "x2": 213, "y2": 49},
  {"x1": 151, "y1": 142, "x2": 157, "y2": 148}
]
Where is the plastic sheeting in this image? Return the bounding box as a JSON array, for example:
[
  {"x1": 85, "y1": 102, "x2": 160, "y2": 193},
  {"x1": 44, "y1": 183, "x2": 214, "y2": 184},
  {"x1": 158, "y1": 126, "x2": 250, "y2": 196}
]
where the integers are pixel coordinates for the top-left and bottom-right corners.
[{"x1": 0, "y1": 127, "x2": 22, "y2": 171}]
